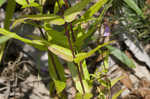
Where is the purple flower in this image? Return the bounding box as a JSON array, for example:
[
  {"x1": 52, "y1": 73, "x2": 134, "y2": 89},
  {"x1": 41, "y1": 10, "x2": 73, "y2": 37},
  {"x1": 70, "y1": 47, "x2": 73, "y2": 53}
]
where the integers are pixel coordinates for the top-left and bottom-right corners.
[
  {"x1": 104, "y1": 25, "x2": 110, "y2": 37},
  {"x1": 104, "y1": 32, "x2": 110, "y2": 37}
]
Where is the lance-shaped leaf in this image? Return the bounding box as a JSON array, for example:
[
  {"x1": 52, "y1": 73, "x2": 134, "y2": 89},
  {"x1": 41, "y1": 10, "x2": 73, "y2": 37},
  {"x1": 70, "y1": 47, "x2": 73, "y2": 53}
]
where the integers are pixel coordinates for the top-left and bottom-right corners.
[
  {"x1": 12, "y1": 14, "x2": 65, "y2": 28},
  {"x1": 0, "y1": 28, "x2": 33, "y2": 44},
  {"x1": 0, "y1": 35, "x2": 12, "y2": 44},
  {"x1": 48, "y1": 52, "x2": 58, "y2": 80},
  {"x1": 106, "y1": 45, "x2": 136, "y2": 68},
  {"x1": 74, "y1": 41, "x2": 113, "y2": 63},
  {"x1": 83, "y1": 0, "x2": 108, "y2": 18},
  {"x1": 53, "y1": 55, "x2": 66, "y2": 81},
  {"x1": 48, "y1": 44, "x2": 73, "y2": 62},
  {"x1": 64, "y1": 0, "x2": 91, "y2": 22},
  {"x1": 0, "y1": 28, "x2": 46, "y2": 47},
  {"x1": 82, "y1": 60, "x2": 90, "y2": 80},
  {"x1": 54, "y1": 80, "x2": 66, "y2": 94}
]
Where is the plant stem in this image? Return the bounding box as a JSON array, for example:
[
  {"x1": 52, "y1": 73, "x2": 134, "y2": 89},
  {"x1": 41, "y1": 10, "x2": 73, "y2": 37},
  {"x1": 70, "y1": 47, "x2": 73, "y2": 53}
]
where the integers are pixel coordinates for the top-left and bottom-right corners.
[
  {"x1": 64, "y1": 22, "x2": 85, "y2": 94},
  {"x1": 70, "y1": 23, "x2": 76, "y2": 42},
  {"x1": 63, "y1": 0, "x2": 85, "y2": 94},
  {"x1": 79, "y1": 61, "x2": 84, "y2": 77}
]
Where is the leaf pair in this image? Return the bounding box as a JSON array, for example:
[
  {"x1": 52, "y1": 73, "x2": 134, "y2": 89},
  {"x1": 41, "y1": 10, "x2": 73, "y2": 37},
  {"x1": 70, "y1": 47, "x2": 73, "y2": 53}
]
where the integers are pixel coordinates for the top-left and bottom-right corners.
[{"x1": 48, "y1": 41, "x2": 113, "y2": 63}]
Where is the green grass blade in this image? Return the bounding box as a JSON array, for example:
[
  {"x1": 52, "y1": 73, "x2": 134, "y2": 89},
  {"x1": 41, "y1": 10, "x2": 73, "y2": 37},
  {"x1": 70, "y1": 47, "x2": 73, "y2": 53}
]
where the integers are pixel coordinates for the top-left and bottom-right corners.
[{"x1": 124, "y1": 0, "x2": 144, "y2": 18}]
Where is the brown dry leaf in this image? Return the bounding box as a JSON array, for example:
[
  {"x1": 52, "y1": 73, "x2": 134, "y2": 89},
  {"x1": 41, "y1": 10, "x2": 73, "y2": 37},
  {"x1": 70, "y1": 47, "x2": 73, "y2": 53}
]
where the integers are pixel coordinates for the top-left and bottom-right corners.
[
  {"x1": 123, "y1": 95, "x2": 140, "y2": 99},
  {"x1": 145, "y1": 95, "x2": 150, "y2": 99},
  {"x1": 120, "y1": 72, "x2": 133, "y2": 90},
  {"x1": 138, "y1": 88, "x2": 150, "y2": 97},
  {"x1": 139, "y1": 77, "x2": 150, "y2": 88}
]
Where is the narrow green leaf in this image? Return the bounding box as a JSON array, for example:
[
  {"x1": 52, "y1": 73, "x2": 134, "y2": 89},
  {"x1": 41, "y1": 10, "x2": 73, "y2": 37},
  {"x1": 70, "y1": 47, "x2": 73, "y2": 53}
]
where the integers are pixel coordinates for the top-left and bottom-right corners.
[
  {"x1": 75, "y1": 93, "x2": 93, "y2": 99},
  {"x1": 49, "y1": 81, "x2": 55, "y2": 95},
  {"x1": 4, "y1": 0, "x2": 16, "y2": 30},
  {"x1": 75, "y1": 93, "x2": 83, "y2": 99},
  {"x1": 83, "y1": 0, "x2": 108, "y2": 18},
  {"x1": 48, "y1": 44, "x2": 73, "y2": 62},
  {"x1": 0, "y1": 0, "x2": 6, "y2": 7},
  {"x1": 112, "y1": 89, "x2": 125, "y2": 99},
  {"x1": 0, "y1": 44, "x2": 5, "y2": 63},
  {"x1": 67, "y1": 62, "x2": 78, "y2": 81},
  {"x1": 53, "y1": 55, "x2": 66, "y2": 81},
  {"x1": 82, "y1": 60, "x2": 90, "y2": 80},
  {"x1": 124, "y1": 0, "x2": 144, "y2": 18},
  {"x1": 64, "y1": 0, "x2": 91, "y2": 22},
  {"x1": 67, "y1": 63, "x2": 91, "y2": 95},
  {"x1": 0, "y1": 35, "x2": 12, "y2": 44},
  {"x1": 12, "y1": 14, "x2": 65, "y2": 28},
  {"x1": 54, "y1": 80, "x2": 66, "y2": 94},
  {"x1": 0, "y1": 0, "x2": 15, "y2": 63},
  {"x1": 107, "y1": 45, "x2": 136, "y2": 68},
  {"x1": 83, "y1": 93, "x2": 93, "y2": 99},
  {"x1": 75, "y1": 80, "x2": 91, "y2": 93},
  {"x1": 74, "y1": 41, "x2": 113, "y2": 63},
  {"x1": 0, "y1": 36, "x2": 12, "y2": 64},
  {"x1": 48, "y1": 52, "x2": 58, "y2": 80},
  {"x1": 111, "y1": 76, "x2": 125, "y2": 87},
  {"x1": 0, "y1": 28, "x2": 33, "y2": 44},
  {"x1": 0, "y1": 28, "x2": 46, "y2": 47},
  {"x1": 54, "y1": 0, "x2": 64, "y2": 14}
]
